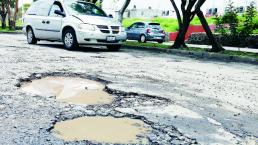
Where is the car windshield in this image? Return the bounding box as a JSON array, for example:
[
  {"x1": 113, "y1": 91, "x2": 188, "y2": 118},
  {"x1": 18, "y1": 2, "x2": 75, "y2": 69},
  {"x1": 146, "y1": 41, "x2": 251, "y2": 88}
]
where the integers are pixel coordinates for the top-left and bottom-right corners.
[
  {"x1": 149, "y1": 23, "x2": 161, "y2": 29},
  {"x1": 65, "y1": 0, "x2": 107, "y2": 17}
]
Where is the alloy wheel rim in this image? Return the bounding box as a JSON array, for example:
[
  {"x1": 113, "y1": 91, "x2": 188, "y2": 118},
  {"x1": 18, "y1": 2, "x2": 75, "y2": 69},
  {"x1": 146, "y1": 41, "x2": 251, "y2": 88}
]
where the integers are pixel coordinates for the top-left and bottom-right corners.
[
  {"x1": 141, "y1": 35, "x2": 145, "y2": 42},
  {"x1": 64, "y1": 33, "x2": 73, "y2": 48}
]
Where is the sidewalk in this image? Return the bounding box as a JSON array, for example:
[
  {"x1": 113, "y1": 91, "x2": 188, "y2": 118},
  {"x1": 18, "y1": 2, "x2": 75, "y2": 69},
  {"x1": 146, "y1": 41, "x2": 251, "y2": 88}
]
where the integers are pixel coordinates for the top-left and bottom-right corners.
[{"x1": 163, "y1": 42, "x2": 258, "y2": 53}]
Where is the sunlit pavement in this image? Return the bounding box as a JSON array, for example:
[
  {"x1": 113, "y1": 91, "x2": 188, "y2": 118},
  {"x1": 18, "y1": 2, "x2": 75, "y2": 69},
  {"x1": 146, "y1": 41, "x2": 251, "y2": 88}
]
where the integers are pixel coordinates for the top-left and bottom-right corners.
[{"x1": 0, "y1": 34, "x2": 257, "y2": 144}]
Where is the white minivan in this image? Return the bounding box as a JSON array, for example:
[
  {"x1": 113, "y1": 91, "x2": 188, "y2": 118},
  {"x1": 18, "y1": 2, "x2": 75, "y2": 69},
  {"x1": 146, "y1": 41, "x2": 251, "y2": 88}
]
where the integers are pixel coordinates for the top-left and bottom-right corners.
[{"x1": 23, "y1": 0, "x2": 127, "y2": 51}]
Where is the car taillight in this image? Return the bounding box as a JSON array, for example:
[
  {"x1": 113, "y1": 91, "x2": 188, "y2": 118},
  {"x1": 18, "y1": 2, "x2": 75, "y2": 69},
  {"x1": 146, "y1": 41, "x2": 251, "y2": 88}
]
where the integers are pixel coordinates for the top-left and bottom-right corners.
[{"x1": 146, "y1": 28, "x2": 151, "y2": 33}]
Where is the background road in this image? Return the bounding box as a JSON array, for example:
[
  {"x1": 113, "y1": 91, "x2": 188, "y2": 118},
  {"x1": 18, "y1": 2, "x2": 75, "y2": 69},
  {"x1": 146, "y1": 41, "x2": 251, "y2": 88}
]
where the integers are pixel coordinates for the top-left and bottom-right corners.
[{"x1": 0, "y1": 33, "x2": 257, "y2": 144}]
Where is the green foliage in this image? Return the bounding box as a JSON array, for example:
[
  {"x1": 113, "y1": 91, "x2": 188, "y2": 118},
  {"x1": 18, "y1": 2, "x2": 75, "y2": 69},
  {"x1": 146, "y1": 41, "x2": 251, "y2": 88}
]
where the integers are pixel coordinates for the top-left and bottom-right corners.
[
  {"x1": 214, "y1": 1, "x2": 258, "y2": 47},
  {"x1": 124, "y1": 41, "x2": 169, "y2": 49},
  {"x1": 214, "y1": 16, "x2": 226, "y2": 34},
  {"x1": 190, "y1": 16, "x2": 215, "y2": 25},
  {"x1": 238, "y1": 2, "x2": 257, "y2": 36},
  {"x1": 223, "y1": 1, "x2": 239, "y2": 35},
  {"x1": 215, "y1": 1, "x2": 257, "y2": 36}
]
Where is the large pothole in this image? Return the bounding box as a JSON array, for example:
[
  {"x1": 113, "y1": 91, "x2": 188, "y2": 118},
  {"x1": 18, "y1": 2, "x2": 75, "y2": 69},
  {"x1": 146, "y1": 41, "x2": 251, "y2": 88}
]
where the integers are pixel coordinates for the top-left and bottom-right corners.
[
  {"x1": 18, "y1": 73, "x2": 197, "y2": 144},
  {"x1": 21, "y1": 76, "x2": 113, "y2": 105},
  {"x1": 52, "y1": 116, "x2": 150, "y2": 144}
]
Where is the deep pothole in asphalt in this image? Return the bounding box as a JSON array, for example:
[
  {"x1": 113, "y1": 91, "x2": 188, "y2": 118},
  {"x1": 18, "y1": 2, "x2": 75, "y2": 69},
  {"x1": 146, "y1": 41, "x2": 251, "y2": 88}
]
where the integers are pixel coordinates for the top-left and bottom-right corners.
[
  {"x1": 21, "y1": 76, "x2": 113, "y2": 105},
  {"x1": 17, "y1": 72, "x2": 197, "y2": 144}
]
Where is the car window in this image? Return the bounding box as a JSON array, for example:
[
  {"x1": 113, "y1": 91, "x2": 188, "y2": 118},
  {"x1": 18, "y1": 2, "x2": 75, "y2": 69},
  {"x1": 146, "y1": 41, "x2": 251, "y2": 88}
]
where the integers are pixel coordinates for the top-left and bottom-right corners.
[
  {"x1": 149, "y1": 23, "x2": 161, "y2": 29},
  {"x1": 137, "y1": 23, "x2": 145, "y2": 28},
  {"x1": 130, "y1": 23, "x2": 138, "y2": 29},
  {"x1": 35, "y1": 0, "x2": 53, "y2": 16},
  {"x1": 26, "y1": 2, "x2": 37, "y2": 15},
  {"x1": 130, "y1": 23, "x2": 145, "y2": 29},
  {"x1": 49, "y1": 2, "x2": 64, "y2": 17},
  {"x1": 65, "y1": 1, "x2": 107, "y2": 17}
]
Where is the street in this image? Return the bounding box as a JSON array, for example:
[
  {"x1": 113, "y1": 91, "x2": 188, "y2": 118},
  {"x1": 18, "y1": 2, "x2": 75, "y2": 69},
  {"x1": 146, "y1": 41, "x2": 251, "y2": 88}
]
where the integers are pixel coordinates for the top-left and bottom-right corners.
[{"x1": 0, "y1": 33, "x2": 257, "y2": 144}]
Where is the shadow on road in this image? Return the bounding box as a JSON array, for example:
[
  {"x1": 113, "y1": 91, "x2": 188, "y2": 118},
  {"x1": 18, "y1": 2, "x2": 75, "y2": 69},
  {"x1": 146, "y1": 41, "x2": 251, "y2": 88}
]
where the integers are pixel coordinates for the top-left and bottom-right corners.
[{"x1": 37, "y1": 43, "x2": 117, "y2": 53}]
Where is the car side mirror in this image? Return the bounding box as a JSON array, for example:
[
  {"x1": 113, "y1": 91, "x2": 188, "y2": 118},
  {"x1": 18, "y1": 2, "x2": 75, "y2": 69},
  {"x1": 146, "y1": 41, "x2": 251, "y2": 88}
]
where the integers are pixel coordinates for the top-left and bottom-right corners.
[
  {"x1": 108, "y1": 14, "x2": 113, "y2": 18},
  {"x1": 54, "y1": 10, "x2": 66, "y2": 17}
]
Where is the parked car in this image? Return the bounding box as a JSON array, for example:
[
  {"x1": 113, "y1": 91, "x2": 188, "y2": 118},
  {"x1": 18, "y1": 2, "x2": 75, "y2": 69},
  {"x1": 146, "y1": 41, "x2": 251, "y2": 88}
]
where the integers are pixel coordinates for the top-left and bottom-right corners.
[
  {"x1": 126, "y1": 22, "x2": 166, "y2": 43},
  {"x1": 22, "y1": 0, "x2": 127, "y2": 51}
]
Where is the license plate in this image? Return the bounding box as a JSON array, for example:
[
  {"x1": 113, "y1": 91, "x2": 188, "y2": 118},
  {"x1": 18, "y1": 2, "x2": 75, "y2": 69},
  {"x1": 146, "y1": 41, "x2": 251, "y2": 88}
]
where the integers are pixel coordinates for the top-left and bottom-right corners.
[
  {"x1": 155, "y1": 37, "x2": 162, "y2": 39},
  {"x1": 107, "y1": 36, "x2": 116, "y2": 41}
]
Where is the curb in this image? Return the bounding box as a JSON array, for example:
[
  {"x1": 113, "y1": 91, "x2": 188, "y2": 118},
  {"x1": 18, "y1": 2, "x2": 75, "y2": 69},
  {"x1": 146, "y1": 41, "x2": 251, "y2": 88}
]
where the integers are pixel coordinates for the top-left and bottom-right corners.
[
  {"x1": 123, "y1": 45, "x2": 258, "y2": 65},
  {"x1": 0, "y1": 31, "x2": 23, "y2": 34}
]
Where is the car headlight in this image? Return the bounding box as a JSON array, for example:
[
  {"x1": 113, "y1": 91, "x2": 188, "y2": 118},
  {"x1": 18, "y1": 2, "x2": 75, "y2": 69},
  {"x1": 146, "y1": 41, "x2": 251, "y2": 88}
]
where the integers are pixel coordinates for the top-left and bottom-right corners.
[{"x1": 78, "y1": 23, "x2": 96, "y2": 31}]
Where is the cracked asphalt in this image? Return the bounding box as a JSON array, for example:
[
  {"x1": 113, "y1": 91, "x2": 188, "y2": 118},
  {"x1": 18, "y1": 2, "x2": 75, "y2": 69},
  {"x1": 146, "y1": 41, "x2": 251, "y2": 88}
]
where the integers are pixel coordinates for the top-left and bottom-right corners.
[{"x1": 0, "y1": 33, "x2": 258, "y2": 145}]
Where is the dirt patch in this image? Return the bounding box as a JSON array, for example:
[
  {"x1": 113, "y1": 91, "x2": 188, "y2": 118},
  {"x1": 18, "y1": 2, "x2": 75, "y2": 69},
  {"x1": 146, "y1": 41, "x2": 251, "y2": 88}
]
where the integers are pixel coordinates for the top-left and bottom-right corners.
[
  {"x1": 52, "y1": 116, "x2": 150, "y2": 144},
  {"x1": 21, "y1": 77, "x2": 113, "y2": 105}
]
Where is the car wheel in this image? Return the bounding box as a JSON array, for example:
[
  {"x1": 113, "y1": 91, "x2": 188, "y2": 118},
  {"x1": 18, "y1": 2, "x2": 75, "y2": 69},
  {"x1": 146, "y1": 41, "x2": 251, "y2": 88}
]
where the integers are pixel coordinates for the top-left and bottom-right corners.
[
  {"x1": 138, "y1": 35, "x2": 146, "y2": 43},
  {"x1": 158, "y1": 40, "x2": 164, "y2": 44},
  {"x1": 107, "y1": 45, "x2": 121, "y2": 51},
  {"x1": 27, "y1": 27, "x2": 37, "y2": 44},
  {"x1": 63, "y1": 29, "x2": 79, "y2": 50}
]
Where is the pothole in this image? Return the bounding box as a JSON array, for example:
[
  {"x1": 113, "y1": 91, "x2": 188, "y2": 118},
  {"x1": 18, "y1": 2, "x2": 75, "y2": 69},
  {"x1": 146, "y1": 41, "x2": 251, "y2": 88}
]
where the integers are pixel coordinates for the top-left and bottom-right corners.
[
  {"x1": 18, "y1": 73, "x2": 197, "y2": 144},
  {"x1": 21, "y1": 76, "x2": 113, "y2": 105},
  {"x1": 52, "y1": 116, "x2": 150, "y2": 144}
]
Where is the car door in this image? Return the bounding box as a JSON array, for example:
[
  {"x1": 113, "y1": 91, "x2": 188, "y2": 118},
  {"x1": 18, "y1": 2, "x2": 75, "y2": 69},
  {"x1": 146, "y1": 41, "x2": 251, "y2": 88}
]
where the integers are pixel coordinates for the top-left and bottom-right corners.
[
  {"x1": 126, "y1": 23, "x2": 137, "y2": 40},
  {"x1": 46, "y1": 1, "x2": 64, "y2": 40},
  {"x1": 32, "y1": 1, "x2": 53, "y2": 39},
  {"x1": 134, "y1": 22, "x2": 145, "y2": 39}
]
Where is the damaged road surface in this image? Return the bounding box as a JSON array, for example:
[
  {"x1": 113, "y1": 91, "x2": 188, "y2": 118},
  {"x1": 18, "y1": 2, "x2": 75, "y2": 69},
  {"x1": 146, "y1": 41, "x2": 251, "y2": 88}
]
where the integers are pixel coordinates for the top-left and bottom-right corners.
[{"x1": 0, "y1": 34, "x2": 258, "y2": 145}]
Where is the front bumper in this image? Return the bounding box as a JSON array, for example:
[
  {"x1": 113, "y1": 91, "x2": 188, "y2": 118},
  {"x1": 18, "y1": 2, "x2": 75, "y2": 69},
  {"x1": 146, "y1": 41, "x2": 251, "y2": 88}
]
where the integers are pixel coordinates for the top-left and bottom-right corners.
[
  {"x1": 22, "y1": 27, "x2": 26, "y2": 35},
  {"x1": 76, "y1": 29, "x2": 127, "y2": 45}
]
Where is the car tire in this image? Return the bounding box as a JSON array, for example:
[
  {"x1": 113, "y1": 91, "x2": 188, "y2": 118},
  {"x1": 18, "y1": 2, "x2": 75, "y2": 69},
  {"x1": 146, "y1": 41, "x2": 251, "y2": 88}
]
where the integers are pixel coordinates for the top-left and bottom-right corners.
[
  {"x1": 107, "y1": 45, "x2": 121, "y2": 51},
  {"x1": 158, "y1": 40, "x2": 164, "y2": 44},
  {"x1": 62, "y1": 29, "x2": 79, "y2": 50},
  {"x1": 27, "y1": 27, "x2": 37, "y2": 44},
  {"x1": 138, "y1": 35, "x2": 146, "y2": 43}
]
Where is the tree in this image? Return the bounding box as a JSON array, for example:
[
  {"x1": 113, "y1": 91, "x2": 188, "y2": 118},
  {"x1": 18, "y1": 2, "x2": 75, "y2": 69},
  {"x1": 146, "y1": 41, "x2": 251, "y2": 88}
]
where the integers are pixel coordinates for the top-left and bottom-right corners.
[
  {"x1": 7, "y1": 0, "x2": 19, "y2": 30},
  {"x1": 0, "y1": 0, "x2": 8, "y2": 29},
  {"x1": 223, "y1": 1, "x2": 238, "y2": 36},
  {"x1": 170, "y1": 0, "x2": 224, "y2": 52},
  {"x1": 239, "y1": 1, "x2": 257, "y2": 37},
  {"x1": 117, "y1": 0, "x2": 130, "y2": 23}
]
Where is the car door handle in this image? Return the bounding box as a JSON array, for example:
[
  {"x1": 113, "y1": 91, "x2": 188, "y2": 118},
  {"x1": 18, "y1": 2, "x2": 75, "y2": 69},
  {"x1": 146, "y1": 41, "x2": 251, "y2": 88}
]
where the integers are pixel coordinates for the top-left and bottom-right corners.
[
  {"x1": 42, "y1": 21, "x2": 45, "y2": 24},
  {"x1": 46, "y1": 21, "x2": 50, "y2": 24}
]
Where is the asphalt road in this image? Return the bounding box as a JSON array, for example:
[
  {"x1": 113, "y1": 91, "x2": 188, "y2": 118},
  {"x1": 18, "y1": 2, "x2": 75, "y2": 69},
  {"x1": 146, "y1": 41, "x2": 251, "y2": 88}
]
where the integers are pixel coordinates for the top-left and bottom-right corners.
[{"x1": 0, "y1": 33, "x2": 257, "y2": 145}]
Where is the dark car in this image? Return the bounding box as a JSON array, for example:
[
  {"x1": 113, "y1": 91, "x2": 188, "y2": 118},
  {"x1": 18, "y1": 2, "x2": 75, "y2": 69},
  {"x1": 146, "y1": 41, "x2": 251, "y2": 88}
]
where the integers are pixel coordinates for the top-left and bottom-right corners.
[{"x1": 126, "y1": 22, "x2": 166, "y2": 43}]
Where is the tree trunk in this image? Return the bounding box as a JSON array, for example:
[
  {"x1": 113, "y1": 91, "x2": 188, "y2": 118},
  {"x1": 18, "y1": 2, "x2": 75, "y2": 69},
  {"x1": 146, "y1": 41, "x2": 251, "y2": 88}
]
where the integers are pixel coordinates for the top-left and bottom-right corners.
[
  {"x1": 170, "y1": 0, "x2": 187, "y2": 48},
  {"x1": 8, "y1": 0, "x2": 19, "y2": 30},
  {"x1": 196, "y1": 10, "x2": 224, "y2": 52},
  {"x1": 1, "y1": 2, "x2": 7, "y2": 29},
  {"x1": 172, "y1": 17, "x2": 190, "y2": 48},
  {"x1": 7, "y1": 0, "x2": 11, "y2": 30},
  {"x1": 117, "y1": 0, "x2": 131, "y2": 23},
  {"x1": 1, "y1": 13, "x2": 7, "y2": 29}
]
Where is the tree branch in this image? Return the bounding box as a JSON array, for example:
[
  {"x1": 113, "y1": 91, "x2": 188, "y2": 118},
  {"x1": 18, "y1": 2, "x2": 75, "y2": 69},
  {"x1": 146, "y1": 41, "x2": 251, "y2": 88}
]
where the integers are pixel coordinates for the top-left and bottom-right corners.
[
  {"x1": 181, "y1": 0, "x2": 187, "y2": 13},
  {"x1": 195, "y1": 0, "x2": 206, "y2": 11},
  {"x1": 117, "y1": 0, "x2": 131, "y2": 23},
  {"x1": 186, "y1": 0, "x2": 197, "y2": 12},
  {"x1": 170, "y1": 0, "x2": 182, "y2": 25}
]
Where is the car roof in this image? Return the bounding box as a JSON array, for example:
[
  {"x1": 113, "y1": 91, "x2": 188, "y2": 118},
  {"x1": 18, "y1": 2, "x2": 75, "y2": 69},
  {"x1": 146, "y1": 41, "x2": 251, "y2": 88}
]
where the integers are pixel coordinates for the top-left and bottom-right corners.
[{"x1": 133, "y1": 22, "x2": 160, "y2": 25}]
